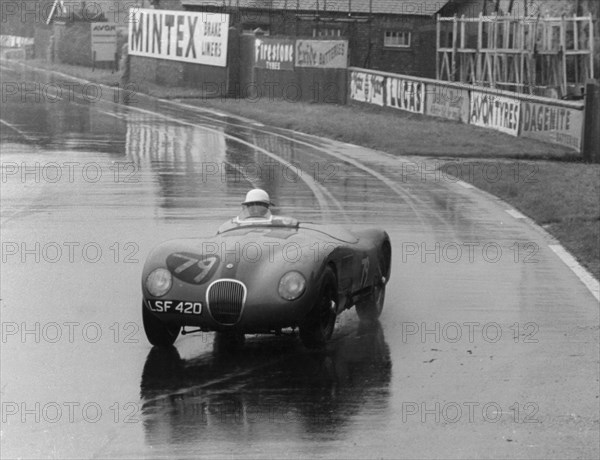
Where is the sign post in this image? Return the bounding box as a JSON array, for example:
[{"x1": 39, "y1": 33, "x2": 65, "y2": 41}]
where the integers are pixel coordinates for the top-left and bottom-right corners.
[
  {"x1": 583, "y1": 80, "x2": 600, "y2": 163},
  {"x1": 91, "y1": 22, "x2": 117, "y2": 68}
]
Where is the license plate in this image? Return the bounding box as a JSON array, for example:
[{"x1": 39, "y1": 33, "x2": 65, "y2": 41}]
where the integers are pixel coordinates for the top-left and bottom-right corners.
[{"x1": 146, "y1": 300, "x2": 202, "y2": 315}]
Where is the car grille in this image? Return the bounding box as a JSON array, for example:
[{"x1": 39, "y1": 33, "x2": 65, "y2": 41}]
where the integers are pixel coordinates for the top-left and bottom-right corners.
[{"x1": 206, "y1": 279, "x2": 247, "y2": 325}]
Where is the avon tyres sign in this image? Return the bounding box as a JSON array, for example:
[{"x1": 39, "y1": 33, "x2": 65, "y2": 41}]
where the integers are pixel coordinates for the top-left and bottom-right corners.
[
  {"x1": 470, "y1": 91, "x2": 520, "y2": 136},
  {"x1": 295, "y1": 40, "x2": 348, "y2": 68},
  {"x1": 91, "y1": 23, "x2": 117, "y2": 62},
  {"x1": 254, "y1": 37, "x2": 294, "y2": 70},
  {"x1": 128, "y1": 8, "x2": 229, "y2": 67},
  {"x1": 520, "y1": 101, "x2": 583, "y2": 151}
]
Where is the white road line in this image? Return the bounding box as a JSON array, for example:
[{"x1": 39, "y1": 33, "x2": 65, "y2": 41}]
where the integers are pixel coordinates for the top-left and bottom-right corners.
[
  {"x1": 457, "y1": 180, "x2": 474, "y2": 189},
  {"x1": 505, "y1": 209, "x2": 527, "y2": 219},
  {"x1": 0, "y1": 118, "x2": 35, "y2": 142},
  {"x1": 549, "y1": 244, "x2": 600, "y2": 302}
]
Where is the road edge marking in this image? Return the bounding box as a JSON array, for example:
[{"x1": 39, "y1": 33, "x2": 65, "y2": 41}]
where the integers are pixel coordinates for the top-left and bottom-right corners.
[
  {"x1": 450, "y1": 178, "x2": 599, "y2": 302},
  {"x1": 549, "y1": 245, "x2": 600, "y2": 302},
  {"x1": 505, "y1": 209, "x2": 527, "y2": 219}
]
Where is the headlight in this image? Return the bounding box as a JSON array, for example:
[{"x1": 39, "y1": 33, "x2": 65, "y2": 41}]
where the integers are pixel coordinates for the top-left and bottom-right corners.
[
  {"x1": 146, "y1": 268, "x2": 172, "y2": 297},
  {"x1": 278, "y1": 271, "x2": 306, "y2": 301}
]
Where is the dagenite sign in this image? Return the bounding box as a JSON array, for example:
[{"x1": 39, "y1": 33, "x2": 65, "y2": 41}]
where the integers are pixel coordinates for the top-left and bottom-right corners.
[{"x1": 520, "y1": 101, "x2": 584, "y2": 151}]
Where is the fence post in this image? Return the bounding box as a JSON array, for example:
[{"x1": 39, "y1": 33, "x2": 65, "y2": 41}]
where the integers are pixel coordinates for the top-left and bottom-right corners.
[{"x1": 582, "y1": 79, "x2": 599, "y2": 163}]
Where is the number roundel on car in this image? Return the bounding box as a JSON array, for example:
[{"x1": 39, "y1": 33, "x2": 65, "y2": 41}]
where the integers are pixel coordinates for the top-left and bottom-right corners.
[{"x1": 166, "y1": 252, "x2": 220, "y2": 285}]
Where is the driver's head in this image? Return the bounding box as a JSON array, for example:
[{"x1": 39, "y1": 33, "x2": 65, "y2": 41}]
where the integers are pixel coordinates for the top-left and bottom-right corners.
[{"x1": 241, "y1": 188, "x2": 272, "y2": 218}]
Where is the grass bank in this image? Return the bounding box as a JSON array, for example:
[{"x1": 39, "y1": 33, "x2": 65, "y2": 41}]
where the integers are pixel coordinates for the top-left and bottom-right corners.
[
  {"x1": 187, "y1": 97, "x2": 578, "y2": 160},
  {"x1": 9, "y1": 59, "x2": 599, "y2": 280}
]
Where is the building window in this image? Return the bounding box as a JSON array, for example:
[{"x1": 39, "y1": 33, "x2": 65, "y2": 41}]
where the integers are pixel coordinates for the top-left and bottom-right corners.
[
  {"x1": 384, "y1": 31, "x2": 411, "y2": 48},
  {"x1": 313, "y1": 27, "x2": 342, "y2": 38}
]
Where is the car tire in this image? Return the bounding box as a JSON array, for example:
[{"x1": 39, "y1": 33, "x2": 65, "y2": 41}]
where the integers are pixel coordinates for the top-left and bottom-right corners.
[
  {"x1": 356, "y1": 242, "x2": 391, "y2": 322},
  {"x1": 300, "y1": 266, "x2": 337, "y2": 349},
  {"x1": 355, "y1": 283, "x2": 386, "y2": 322},
  {"x1": 142, "y1": 302, "x2": 180, "y2": 346}
]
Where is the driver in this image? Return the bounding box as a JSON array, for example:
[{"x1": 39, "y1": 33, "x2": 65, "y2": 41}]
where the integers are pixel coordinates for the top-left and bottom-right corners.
[{"x1": 237, "y1": 188, "x2": 273, "y2": 221}]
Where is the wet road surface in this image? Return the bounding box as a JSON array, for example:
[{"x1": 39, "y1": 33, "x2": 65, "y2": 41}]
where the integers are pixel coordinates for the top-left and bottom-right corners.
[{"x1": 1, "y1": 61, "x2": 598, "y2": 459}]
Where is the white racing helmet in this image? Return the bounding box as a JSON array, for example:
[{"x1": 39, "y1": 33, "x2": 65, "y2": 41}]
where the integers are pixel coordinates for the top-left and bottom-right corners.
[{"x1": 242, "y1": 188, "x2": 272, "y2": 206}]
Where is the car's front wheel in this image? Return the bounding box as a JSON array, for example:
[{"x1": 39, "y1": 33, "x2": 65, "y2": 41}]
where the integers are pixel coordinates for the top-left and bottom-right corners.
[
  {"x1": 355, "y1": 283, "x2": 386, "y2": 322},
  {"x1": 300, "y1": 266, "x2": 337, "y2": 349},
  {"x1": 355, "y1": 242, "x2": 391, "y2": 322},
  {"x1": 142, "y1": 302, "x2": 180, "y2": 346}
]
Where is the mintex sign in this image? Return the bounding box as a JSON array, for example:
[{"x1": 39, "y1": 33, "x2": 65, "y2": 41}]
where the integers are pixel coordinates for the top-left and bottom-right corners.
[
  {"x1": 91, "y1": 22, "x2": 117, "y2": 62},
  {"x1": 128, "y1": 9, "x2": 229, "y2": 67}
]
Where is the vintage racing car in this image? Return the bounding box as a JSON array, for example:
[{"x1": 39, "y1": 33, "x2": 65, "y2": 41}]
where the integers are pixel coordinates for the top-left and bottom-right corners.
[{"x1": 141, "y1": 215, "x2": 391, "y2": 349}]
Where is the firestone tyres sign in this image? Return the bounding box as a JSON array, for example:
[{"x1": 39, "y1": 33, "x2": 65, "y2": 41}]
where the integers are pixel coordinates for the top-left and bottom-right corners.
[
  {"x1": 91, "y1": 22, "x2": 117, "y2": 62},
  {"x1": 254, "y1": 38, "x2": 294, "y2": 70},
  {"x1": 470, "y1": 91, "x2": 520, "y2": 136},
  {"x1": 128, "y1": 9, "x2": 229, "y2": 67}
]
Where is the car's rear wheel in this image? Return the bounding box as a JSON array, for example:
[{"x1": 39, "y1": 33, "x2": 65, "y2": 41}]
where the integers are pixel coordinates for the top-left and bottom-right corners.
[
  {"x1": 142, "y1": 302, "x2": 180, "y2": 346},
  {"x1": 300, "y1": 266, "x2": 337, "y2": 349},
  {"x1": 356, "y1": 242, "x2": 391, "y2": 322}
]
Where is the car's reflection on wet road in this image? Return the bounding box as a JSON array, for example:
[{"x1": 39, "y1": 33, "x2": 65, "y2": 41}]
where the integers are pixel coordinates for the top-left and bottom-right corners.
[{"x1": 140, "y1": 321, "x2": 391, "y2": 458}]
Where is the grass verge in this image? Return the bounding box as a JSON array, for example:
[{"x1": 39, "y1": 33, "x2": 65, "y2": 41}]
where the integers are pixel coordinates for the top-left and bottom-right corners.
[{"x1": 8, "y1": 59, "x2": 599, "y2": 280}]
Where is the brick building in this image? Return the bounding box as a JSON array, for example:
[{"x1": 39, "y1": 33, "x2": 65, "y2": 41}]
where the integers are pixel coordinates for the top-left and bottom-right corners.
[{"x1": 151, "y1": 0, "x2": 452, "y2": 78}]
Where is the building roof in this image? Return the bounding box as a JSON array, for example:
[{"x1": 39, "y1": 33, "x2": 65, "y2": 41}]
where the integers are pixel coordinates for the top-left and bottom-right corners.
[
  {"x1": 46, "y1": 0, "x2": 147, "y2": 23},
  {"x1": 182, "y1": 0, "x2": 451, "y2": 16}
]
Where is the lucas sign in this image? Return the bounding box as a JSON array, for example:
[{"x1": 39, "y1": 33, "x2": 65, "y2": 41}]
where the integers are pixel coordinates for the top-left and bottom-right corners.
[
  {"x1": 386, "y1": 77, "x2": 424, "y2": 114},
  {"x1": 91, "y1": 23, "x2": 117, "y2": 62},
  {"x1": 128, "y1": 9, "x2": 229, "y2": 67}
]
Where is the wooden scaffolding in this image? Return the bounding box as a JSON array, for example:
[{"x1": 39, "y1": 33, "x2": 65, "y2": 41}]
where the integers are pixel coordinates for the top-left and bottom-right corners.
[{"x1": 436, "y1": 14, "x2": 595, "y2": 98}]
